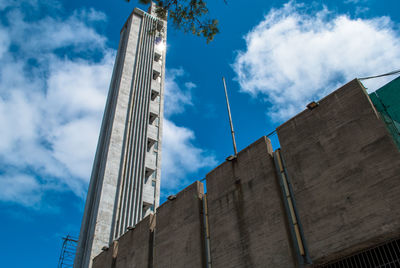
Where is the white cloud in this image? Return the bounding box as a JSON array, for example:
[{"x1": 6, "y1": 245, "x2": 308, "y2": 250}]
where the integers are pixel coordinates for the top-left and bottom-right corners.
[
  {"x1": 164, "y1": 68, "x2": 194, "y2": 116},
  {"x1": 161, "y1": 68, "x2": 216, "y2": 194},
  {"x1": 355, "y1": 6, "x2": 370, "y2": 16},
  {"x1": 344, "y1": 0, "x2": 367, "y2": 4},
  {"x1": 0, "y1": 0, "x2": 13, "y2": 10},
  {"x1": 75, "y1": 7, "x2": 108, "y2": 22},
  {"x1": 233, "y1": 1, "x2": 400, "y2": 121},
  {"x1": 5, "y1": 8, "x2": 107, "y2": 55},
  {"x1": 0, "y1": 0, "x2": 113, "y2": 204},
  {"x1": 0, "y1": 1, "x2": 216, "y2": 207},
  {"x1": 0, "y1": 27, "x2": 9, "y2": 58},
  {"x1": 184, "y1": 81, "x2": 197, "y2": 90},
  {"x1": 161, "y1": 120, "x2": 216, "y2": 193},
  {"x1": 0, "y1": 174, "x2": 42, "y2": 206}
]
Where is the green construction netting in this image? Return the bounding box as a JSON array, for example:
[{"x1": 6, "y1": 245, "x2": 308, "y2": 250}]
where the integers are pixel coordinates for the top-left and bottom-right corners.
[{"x1": 369, "y1": 76, "x2": 400, "y2": 150}]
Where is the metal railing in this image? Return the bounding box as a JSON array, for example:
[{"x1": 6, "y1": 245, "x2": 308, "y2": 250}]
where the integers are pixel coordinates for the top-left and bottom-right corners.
[{"x1": 316, "y1": 237, "x2": 400, "y2": 268}]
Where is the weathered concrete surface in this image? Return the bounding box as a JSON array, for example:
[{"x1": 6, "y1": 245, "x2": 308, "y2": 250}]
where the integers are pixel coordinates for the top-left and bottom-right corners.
[
  {"x1": 153, "y1": 181, "x2": 205, "y2": 268},
  {"x1": 206, "y1": 137, "x2": 295, "y2": 268},
  {"x1": 277, "y1": 79, "x2": 400, "y2": 264},
  {"x1": 92, "y1": 242, "x2": 114, "y2": 268},
  {"x1": 92, "y1": 214, "x2": 155, "y2": 268},
  {"x1": 75, "y1": 11, "x2": 144, "y2": 268},
  {"x1": 115, "y1": 214, "x2": 155, "y2": 267}
]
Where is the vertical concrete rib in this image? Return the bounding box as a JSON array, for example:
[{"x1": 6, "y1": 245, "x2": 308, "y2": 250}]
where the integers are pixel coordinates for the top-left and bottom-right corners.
[
  {"x1": 131, "y1": 16, "x2": 148, "y2": 226},
  {"x1": 128, "y1": 14, "x2": 150, "y2": 229},
  {"x1": 138, "y1": 16, "x2": 150, "y2": 221},
  {"x1": 114, "y1": 18, "x2": 140, "y2": 237},
  {"x1": 127, "y1": 33, "x2": 142, "y2": 229},
  {"x1": 118, "y1": 17, "x2": 145, "y2": 237},
  {"x1": 105, "y1": 22, "x2": 130, "y2": 236},
  {"x1": 137, "y1": 15, "x2": 155, "y2": 222},
  {"x1": 113, "y1": 14, "x2": 157, "y2": 236},
  {"x1": 114, "y1": 18, "x2": 135, "y2": 237},
  {"x1": 126, "y1": 16, "x2": 145, "y2": 230},
  {"x1": 99, "y1": 21, "x2": 129, "y2": 244},
  {"x1": 135, "y1": 15, "x2": 153, "y2": 223},
  {"x1": 109, "y1": 26, "x2": 129, "y2": 234}
]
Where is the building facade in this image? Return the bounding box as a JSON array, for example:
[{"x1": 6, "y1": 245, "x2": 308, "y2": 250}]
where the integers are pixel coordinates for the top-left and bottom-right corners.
[
  {"x1": 74, "y1": 4, "x2": 166, "y2": 268},
  {"x1": 92, "y1": 78, "x2": 400, "y2": 268}
]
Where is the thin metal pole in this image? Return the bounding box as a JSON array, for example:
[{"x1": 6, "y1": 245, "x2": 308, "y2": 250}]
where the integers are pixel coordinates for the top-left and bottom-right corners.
[{"x1": 222, "y1": 77, "x2": 238, "y2": 156}]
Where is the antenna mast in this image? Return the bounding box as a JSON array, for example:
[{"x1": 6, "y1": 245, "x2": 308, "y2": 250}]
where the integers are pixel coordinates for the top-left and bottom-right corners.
[{"x1": 222, "y1": 77, "x2": 238, "y2": 156}]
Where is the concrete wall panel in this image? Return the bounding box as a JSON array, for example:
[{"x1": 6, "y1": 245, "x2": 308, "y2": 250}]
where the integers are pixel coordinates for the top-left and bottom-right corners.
[
  {"x1": 277, "y1": 79, "x2": 400, "y2": 264},
  {"x1": 92, "y1": 214, "x2": 154, "y2": 268},
  {"x1": 153, "y1": 181, "x2": 205, "y2": 268},
  {"x1": 92, "y1": 245, "x2": 114, "y2": 268},
  {"x1": 115, "y1": 214, "x2": 154, "y2": 267},
  {"x1": 206, "y1": 137, "x2": 295, "y2": 268}
]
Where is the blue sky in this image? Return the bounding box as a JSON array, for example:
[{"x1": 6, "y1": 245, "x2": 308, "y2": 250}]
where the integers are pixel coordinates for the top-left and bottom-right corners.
[{"x1": 0, "y1": 0, "x2": 400, "y2": 266}]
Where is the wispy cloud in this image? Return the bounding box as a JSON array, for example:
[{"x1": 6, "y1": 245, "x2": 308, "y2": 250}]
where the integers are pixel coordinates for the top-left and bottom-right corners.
[
  {"x1": 0, "y1": 0, "x2": 113, "y2": 206},
  {"x1": 233, "y1": 1, "x2": 400, "y2": 121},
  {"x1": 344, "y1": 0, "x2": 368, "y2": 4},
  {"x1": 161, "y1": 68, "x2": 216, "y2": 195},
  {"x1": 0, "y1": 1, "x2": 216, "y2": 207},
  {"x1": 0, "y1": 174, "x2": 42, "y2": 206},
  {"x1": 164, "y1": 68, "x2": 194, "y2": 117},
  {"x1": 162, "y1": 120, "x2": 216, "y2": 193}
]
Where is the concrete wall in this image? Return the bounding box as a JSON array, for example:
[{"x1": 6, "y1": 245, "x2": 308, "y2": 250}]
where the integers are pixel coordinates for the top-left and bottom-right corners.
[
  {"x1": 153, "y1": 181, "x2": 205, "y2": 268},
  {"x1": 206, "y1": 137, "x2": 295, "y2": 268},
  {"x1": 277, "y1": 79, "x2": 400, "y2": 264},
  {"x1": 92, "y1": 182, "x2": 206, "y2": 268},
  {"x1": 92, "y1": 214, "x2": 155, "y2": 268},
  {"x1": 89, "y1": 79, "x2": 400, "y2": 268},
  {"x1": 92, "y1": 242, "x2": 114, "y2": 268},
  {"x1": 115, "y1": 214, "x2": 155, "y2": 267}
]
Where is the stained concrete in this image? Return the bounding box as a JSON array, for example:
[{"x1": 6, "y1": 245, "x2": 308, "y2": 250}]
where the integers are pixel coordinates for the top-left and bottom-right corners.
[
  {"x1": 153, "y1": 181, "x2": 205, "y2": 268},
  {"x1": 89, "y1": 79, "x2": 400, "y2": 268},
  {"x1": 277, "y1": 79, "x2": 400, "y2": 264},
  {"x1": 92, "y1": 242, "x2": 114, "y2": 268},
  {"x1": 206, "y1": 137, "x2": 295, "y2": 268},
  {"x1": 92, "y1": 214, "x2": 155, "y2": 268}
]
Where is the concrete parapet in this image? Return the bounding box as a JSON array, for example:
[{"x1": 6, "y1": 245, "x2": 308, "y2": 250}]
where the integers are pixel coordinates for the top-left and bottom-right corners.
[
  {"x1": 92, "y1": 242, "x2": 115, "y2": 268},
  {"x1": 115, "y1": 214, "x2": 155, "y2": 267},
  {"x1": 92, "y1": 214, "x2": 155, "y2": 268},
  {"x1": 153, "y1": 181, "x2": 205, "y2": 268},
  {"x1": 206, "y1": 137, "x2": 295, "y2": 268},
  {"x1": 277, "y1": 79, "x2": 400, "y2": 264}
]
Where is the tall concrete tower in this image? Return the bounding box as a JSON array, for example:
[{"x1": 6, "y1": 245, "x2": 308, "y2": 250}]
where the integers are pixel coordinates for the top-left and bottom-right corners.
[{"x1": 74, "y1": 4, "x2": 166, "y2": 268}]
